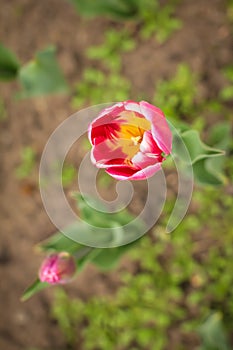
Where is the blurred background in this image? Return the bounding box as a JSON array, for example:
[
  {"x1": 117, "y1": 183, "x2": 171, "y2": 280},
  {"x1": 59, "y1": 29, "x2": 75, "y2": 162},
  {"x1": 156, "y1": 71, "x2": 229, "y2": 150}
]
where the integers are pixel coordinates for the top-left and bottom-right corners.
[{"x1": 0, "y1": 0, "x2": 233, "y2": 349}]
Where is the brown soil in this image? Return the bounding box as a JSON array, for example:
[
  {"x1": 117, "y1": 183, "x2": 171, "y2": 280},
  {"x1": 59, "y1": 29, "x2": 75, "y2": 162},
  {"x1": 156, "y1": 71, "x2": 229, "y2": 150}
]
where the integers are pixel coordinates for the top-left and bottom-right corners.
[{"x1": 0, "y1": 0, "x2": 232, "y2": 349}]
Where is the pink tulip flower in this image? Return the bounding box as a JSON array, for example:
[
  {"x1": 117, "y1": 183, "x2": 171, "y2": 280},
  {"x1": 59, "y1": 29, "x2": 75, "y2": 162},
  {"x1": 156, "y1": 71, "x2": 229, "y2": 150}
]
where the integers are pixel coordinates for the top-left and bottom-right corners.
[
  {"x1": 39, "y1": 252, "x2": 76, "y2": 285},
  {"x1": 88, "y1": 101, "x2": 172, "y2": 180}
]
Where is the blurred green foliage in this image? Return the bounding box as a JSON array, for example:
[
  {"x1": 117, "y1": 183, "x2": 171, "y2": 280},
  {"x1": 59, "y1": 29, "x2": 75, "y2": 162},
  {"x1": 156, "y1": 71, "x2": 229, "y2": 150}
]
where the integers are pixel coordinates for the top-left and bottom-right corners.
[
  {"x1": 62, "y1": 163, "x2": 76, "y2": 188},
  {"x1": 0, "y1": 97, "x2": 6, "y2": 121},
  {"x1": 226, "y1": 0, "x2": 233, "y2": 23},
  {"x1": 72, "y1": 1, "x2": 182, "y2": 109},
  {"x1": 153, "y1": 63, "x2": 233, "y2": 126},
  {"x1": 86, "y1": 29, "x2": 135, "y2": 71},
  {"x1": 0, "y1": 43, "x2": 20, "y2": 81},
  {"x1": 15, "y1": 146, "x2": 36, "y2": 179},
  {"x1": 152, "y1": 63, "x2": 231, "y2": 185},
  {"x1": 70, "y1": 0, "x2": 181, "y2": 43},
  {"x1": 72, "y1": 29, "x2": 134, "y2": 108},
  {"x1": 18, "y1": 46, "x2": 68, "y2": 98},
  {"x1": 97, "y1": 169, "x2": 114, "y2": 188},
  {"x1": 69, "y1": 0, "x2": 138, "y2": 20},
  {"x1": 220, "y1": 65, "x2": 233, "y2": 101},
  {"x1": 72, "y1": 68, "x2": 131, "y2": 108},
  {"x1": 51, "y1": 185, "x2": 233, "y2": 349},
  {"x1": 198, "y1": 312, "x2": 230, "y2": 350},
  {"x1": 0, "y1": 44, "x2": 68, "y2": 98},
  {"x1": 138, "y1": 0, "x2": 182, "y2": 43},
  {"x1": 153, "y1": 64, "x2": 198, "y2": 119}
]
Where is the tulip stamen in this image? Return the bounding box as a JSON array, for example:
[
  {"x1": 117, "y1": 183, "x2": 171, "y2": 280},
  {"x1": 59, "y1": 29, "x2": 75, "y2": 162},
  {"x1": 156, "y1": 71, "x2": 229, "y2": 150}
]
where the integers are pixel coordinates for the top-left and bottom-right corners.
[{"x1": 131, "y1": 135, "x2": 142, "y2": 145}]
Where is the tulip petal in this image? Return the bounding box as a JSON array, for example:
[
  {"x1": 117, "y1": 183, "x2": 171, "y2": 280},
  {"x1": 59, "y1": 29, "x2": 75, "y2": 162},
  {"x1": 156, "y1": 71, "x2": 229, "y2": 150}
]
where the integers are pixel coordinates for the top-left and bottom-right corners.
[
  {"x1": 124, "y1": 100, "x2": 142, "y2": 114},
  {"x1": 129, "y1": 162, "x2": 162, "y2": 180},
  {"x1": 140, "y1": 130, "x2": 163, "y2": 158},
  {"x1": 139, "y1": 101, "x2": 172, "y2": 154},
  {"x1": 106, "y1": 162, "x2": 161, "y2": 180},
  {"x1": 91, "y1": 139, "x2": 127, "y2": 167},
  {"x1": 88, "y1": 103, "x2": 125, "y2": 145},
  {"x1": 39, "y1": 252, "x2": 76, "y2": 285},
  {"x1": 105, "y1": 165, "x2": 137, "y2": 180},
  {"x1": 94, "y1": 102, "x2": 125, "y2": 121},
  {"x1": 132, "y1": 151, "x2": 161, "y2": 170},
  {"x1": 89, "y1": 122, "x2": 120, "y2": 146}
]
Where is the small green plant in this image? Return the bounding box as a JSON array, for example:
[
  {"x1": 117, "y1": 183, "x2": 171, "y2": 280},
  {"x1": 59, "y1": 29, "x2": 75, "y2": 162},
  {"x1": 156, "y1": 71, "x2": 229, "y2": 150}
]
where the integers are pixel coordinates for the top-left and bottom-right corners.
[
  {"x1": 86, "y1": 29, "x2": 135, "y2": 71},
  {"x1": 0, "y1": 97, "x2": 6, "y2": 121},
  {"x1": 70, "y1": 0, "x2": 181, "y2": 43},
  {"x1": 226, "y1": 0, "x2": 233, "y2": 23},
  {"x1": 72, "y1": 29, "x2": 134, "y2": 108},
  {"x1": 153, "y1": 63, "x2": 198, "y2": 119},
  {"x1": 62, "y1": 163, "x2": 76, "y2": 188},
  {"x1": 72, "y1": 68, "x2": 131, "y2": 108},
  {"x1": 69, "y1": 0, "x2": 138, "y2": 20},
  {"x1": 139, "y1": 0, "x2": 182, "y2": 43},
  {"x1": 220, "y1": 65, "x2": 233, "y2": 101},
  {"x1": 51, "y1": 288, "x2": 85, "y2": 345},
  {"x1": 15, "y1": 146, "x2": 36, "y2": 179}
]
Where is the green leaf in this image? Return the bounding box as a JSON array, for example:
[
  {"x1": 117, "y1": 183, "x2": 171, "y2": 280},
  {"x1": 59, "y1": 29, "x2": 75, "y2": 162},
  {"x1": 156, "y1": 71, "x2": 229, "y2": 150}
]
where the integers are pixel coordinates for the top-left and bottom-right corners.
[
  {"x1": 172, "y1": 129, "x2": 226, "y2": 185},
  {"x1": 198, "y1": 312, "x2": 230, "y2": 350},
  {"x1": 71, "y1": 193, "x2": 145, "y2": 247},
  {"x1": 69, "y1": 0, "x2": 138, "y2": 19},
  {"x1": 0, "y1": 43, "x2": 20, "y2": 81},
  {"x1": 203, "y1": 122, "x2": 232, "y2": 184},
  {"x1": 39, "y1": 192, "x2": 145, "y2": 259},
  {"x1": 192, "y1": 159, "x2": 224, "y2": 186},
  {"x1": 18, "y1": 46, "x2": 68, "y2": 98},
  {"x1": 38, "y1": 230, "x2": 83, "y2": 254},
  {"x1": 21, "y1": 279, "x2": 49, "y2": 301},
  {"x1": 73, "y1": 192, "x2": 130, "y2": 228},
  {"x1": 180, "y1": 130, "x2": 224, "y2": 165},
  {"x1": 91, "y1": 241, "x2": 137, "y2": 270},
  {"x1": 207, "y1": 122, "x2": 232, "y2": 150}
]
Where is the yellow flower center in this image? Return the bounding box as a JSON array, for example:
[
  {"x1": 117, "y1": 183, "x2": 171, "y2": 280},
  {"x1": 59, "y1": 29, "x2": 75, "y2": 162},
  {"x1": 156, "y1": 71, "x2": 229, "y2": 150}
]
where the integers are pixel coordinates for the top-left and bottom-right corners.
[{"x1": 116, "y1": 112, "x2": 151, "y2": 161}]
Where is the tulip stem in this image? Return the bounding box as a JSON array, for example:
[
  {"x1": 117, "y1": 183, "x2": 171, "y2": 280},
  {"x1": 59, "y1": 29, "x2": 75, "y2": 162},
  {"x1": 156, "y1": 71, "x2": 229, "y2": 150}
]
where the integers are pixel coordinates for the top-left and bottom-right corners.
[{"x1": 74, "y1": 246, "x2": 94, "y2": 259}]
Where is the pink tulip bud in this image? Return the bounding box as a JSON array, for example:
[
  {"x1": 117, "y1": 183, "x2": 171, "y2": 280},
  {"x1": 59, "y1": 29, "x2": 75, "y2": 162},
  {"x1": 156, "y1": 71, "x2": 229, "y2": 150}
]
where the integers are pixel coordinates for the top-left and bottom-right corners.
[{"x1": 39, "y1": 252, "x2": 76, "y2": 285}]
